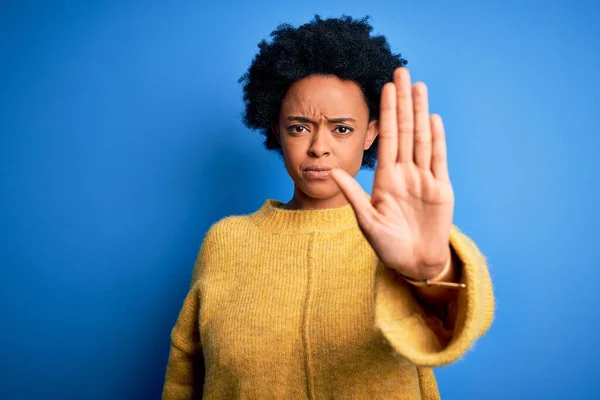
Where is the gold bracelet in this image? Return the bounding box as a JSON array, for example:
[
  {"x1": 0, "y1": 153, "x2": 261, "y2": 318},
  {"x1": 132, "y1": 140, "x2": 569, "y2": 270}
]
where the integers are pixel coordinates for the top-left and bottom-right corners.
[{"x1": 399, "y1": 257, "x2": 466, "y2": 289}]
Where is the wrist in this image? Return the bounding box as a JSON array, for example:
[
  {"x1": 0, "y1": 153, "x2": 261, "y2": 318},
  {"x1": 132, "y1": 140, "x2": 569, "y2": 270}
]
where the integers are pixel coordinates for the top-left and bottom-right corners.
[
  {"x1": 398, "y1": 247, "x2": 465, "y2": 290},
  {"x1": 427, "y1": 256, "x2": 453, "y2": 282},
  {"x1": 411, "y1": 252, "x2": 463, "y2": 304}
]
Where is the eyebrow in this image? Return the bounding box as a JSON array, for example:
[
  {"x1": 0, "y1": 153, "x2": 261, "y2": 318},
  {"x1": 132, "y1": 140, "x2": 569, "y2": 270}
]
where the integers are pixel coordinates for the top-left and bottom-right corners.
[{"x1": 286, "y1": 116, "x2": 356, "y2": 124}]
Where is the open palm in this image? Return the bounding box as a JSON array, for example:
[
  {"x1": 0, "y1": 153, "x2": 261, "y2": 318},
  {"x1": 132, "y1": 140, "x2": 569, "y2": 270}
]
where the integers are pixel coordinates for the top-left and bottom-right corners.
[{"x1": 331, "y1": 67, "x2": 454, "y2": 280}]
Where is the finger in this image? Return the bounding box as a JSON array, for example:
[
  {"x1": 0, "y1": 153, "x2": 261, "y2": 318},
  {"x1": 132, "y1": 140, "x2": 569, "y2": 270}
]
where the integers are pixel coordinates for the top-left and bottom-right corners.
[
  {"x1": 412, "y1": 82, "x2": 432, "y2": 170},
  {"x1": 330, "y1": 168, "x2": 375, "y2": 224},
  {"x1": 430, "y1": 114, "x2": 449, "y2": 181},
  {"x1": 394, "y1": 67, "x2": 414, "y2": 163},
  {"x1": 377, "y1": 82, "x2": 398, "y2": 168}
]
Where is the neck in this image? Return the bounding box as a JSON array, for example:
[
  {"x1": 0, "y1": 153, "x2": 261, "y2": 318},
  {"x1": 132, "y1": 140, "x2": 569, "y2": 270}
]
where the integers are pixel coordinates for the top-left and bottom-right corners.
[
  {"x1": 281, "y1": 186, "x2": 349, "y2": 210},
  {"x1": 251, "y1": 198, "x2": 359, "y2": 234}
]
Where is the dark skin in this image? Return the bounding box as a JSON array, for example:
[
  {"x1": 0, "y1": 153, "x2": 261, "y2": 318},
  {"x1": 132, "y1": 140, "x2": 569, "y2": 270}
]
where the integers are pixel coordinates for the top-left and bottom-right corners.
[
  {"x1": 272, "y1": 68, "x2": 460, "y2": 306},
  {"x1": 272, "y1": 74, "x2": 378, "y2": 210}
]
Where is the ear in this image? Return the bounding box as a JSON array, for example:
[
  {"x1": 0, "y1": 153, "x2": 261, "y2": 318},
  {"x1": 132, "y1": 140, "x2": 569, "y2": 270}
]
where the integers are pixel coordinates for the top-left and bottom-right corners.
[
  {"x1": 271, "y1": 122, "x2": 281, "y2": 145},
  {"x1": 364, "y1": 120, "x2": 379, "y2": 150}
]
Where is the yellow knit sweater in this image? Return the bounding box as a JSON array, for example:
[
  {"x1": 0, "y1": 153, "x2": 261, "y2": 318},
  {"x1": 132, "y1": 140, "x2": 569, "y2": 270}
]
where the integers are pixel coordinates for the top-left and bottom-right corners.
[{"x1": 162, "y1": 199, "x2": 495, "y2": 399}]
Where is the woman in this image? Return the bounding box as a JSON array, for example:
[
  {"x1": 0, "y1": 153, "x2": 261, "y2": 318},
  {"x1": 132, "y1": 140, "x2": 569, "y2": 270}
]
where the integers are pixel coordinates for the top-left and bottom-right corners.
[{"x1": 162, "y1": 15, "x2": 494, "y2": 399}]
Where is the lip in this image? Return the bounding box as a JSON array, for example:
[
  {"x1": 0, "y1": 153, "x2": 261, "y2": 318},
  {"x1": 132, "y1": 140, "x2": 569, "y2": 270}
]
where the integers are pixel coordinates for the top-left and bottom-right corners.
[
  {"x1": 303, "y1": 166, "x2": 332, "y2": 171},
  {"x1": 302, "y1": 166, "x2": 332, "y2": 180}
]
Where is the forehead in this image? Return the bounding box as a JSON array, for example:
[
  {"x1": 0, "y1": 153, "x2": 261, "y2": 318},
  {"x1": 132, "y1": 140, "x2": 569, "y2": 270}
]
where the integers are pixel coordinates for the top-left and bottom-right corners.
[{"x1": 280, "y1": 75, "x2": 368, "y2": 118}]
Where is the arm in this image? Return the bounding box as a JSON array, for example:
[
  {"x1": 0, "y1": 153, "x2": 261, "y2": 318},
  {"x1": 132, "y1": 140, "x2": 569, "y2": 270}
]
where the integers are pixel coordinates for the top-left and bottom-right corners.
[
  {"x1": 411, "y1": 244, "x2": 461, "y2": 306},
  {"x1": 406, "y1": 248, "x2": 461, "y2": 334},
  {"x1": 162, "y1": 282, "x2": 205, "y2": 400},
  {"x1": 163, "y1": 224, "x2": 219, "y2": 399},
  {"x1": 373, "y1": 225, "x2": 495, "y2": 367},
  {"x1": 329, "y1": 67, "x2": 495, "y2": 366}
]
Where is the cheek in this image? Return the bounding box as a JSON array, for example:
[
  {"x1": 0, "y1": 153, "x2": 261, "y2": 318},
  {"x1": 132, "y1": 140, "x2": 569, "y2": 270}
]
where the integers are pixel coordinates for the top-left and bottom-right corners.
[
  {"x1": 280, "y1": 138, "x2": 305, "y2": 170},
  {"x1": 283, "y1": 140, "x2": 302, "y2": 155},
  {"x1": 338, "y1": 139, "x2": 366, "y2": 171}
]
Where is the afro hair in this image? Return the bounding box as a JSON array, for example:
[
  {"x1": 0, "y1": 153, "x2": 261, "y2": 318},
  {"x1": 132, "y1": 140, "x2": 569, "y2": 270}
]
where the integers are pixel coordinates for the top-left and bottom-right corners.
[{"x1": 238, "y1": 15, "x2": 407, "y2": 169}]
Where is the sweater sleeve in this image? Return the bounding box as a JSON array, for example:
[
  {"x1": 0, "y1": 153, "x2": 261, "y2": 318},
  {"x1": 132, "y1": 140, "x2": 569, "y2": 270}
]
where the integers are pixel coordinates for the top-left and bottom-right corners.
[
  {"x1": 162, "y1": 223, "x2": 221, "y2": 399},
  {"x1": 162, "y1": 282, "x2": 204, "y2": 400},
  {"x1": 373, "y1": 225, "x2": 495, "y2": 367}
]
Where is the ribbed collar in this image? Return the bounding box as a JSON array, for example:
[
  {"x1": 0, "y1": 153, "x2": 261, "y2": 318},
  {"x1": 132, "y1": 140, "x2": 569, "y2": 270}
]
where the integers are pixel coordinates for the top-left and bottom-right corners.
[{"x1": 249, "y1": 199, "x2": 359, "y2": 234}]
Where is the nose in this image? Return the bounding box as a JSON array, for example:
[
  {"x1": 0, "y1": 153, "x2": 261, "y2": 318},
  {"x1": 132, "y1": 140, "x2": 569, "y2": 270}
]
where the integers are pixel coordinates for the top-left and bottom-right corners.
[{"x1": 307, "y1": 129, "x2": 331, "y2": 158}]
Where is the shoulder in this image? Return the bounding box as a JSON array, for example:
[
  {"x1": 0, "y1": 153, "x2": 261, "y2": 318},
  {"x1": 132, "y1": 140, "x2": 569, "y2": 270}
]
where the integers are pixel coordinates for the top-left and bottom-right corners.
[
  {"x1": 198, "y1": 205, "x2": 266, "y2": 259},
  {"x1": 202, "y1": 213, "x2": 256, "y2": 246},
  {"x1": 191, "y1": 202, "x2": 271, "y2": 283},
  {"x1": 190, "y1": 214, "x2": 254, "y2": 286}
]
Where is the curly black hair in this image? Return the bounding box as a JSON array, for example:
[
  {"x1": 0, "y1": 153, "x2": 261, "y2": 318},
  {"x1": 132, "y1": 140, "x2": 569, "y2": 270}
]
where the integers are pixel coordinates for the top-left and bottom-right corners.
[{"x1": 238, "y1": 15, "x2": 407, "y2": 169}]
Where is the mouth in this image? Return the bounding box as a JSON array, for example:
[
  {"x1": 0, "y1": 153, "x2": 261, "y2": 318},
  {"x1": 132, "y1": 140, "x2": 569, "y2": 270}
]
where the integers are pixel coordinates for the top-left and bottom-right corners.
[
  {"x1": 304, "y1": 166, "x2": 332, "y2": 172},
  {"x1": 303, "y1": 166, "x2": 332, "y2": 179}
]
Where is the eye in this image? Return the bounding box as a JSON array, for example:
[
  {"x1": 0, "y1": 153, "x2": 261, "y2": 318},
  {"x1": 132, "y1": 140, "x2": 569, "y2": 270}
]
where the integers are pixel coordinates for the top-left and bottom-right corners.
[
  {"x1": 287, "y1": 125, "x2": 308, "y2": 134},
  {"x1": 335, "y1": 126, "x2": 354, "y2": 135}
]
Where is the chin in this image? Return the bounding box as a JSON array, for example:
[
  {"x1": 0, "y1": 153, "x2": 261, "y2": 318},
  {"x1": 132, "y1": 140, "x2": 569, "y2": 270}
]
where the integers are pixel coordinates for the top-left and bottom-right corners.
[{"x1": 297, "y1": 181, "x2": 339, "y2": 200}]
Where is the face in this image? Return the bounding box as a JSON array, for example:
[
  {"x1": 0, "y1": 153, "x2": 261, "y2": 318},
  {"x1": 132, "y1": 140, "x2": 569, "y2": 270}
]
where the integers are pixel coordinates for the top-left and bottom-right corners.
[{"x1": 273, "y1": 75, "x2": 378, "y2": 209}]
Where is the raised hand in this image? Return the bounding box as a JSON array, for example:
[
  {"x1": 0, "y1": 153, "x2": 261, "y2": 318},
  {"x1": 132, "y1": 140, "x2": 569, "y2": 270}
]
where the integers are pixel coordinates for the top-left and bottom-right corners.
[{"x1": 331, "y1": 67, "x2": 455, "y2": 280}]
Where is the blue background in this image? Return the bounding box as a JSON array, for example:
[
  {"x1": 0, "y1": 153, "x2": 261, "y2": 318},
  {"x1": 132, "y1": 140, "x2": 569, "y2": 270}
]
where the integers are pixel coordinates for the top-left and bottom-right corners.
[{"x1": 2, "y1": 1, "x2": 599, "y2": 399}]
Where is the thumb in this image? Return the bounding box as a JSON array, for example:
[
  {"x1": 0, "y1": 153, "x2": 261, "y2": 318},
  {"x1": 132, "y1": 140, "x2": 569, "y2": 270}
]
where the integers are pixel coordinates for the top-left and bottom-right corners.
[{"x1": 330, "y1": 168, "x2": 374, "y2": 223}]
